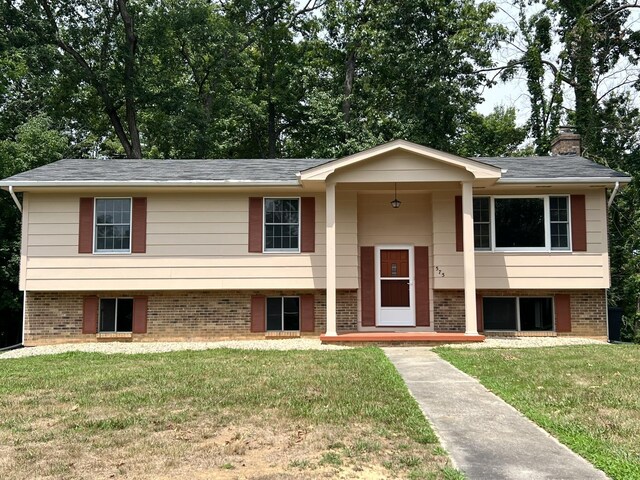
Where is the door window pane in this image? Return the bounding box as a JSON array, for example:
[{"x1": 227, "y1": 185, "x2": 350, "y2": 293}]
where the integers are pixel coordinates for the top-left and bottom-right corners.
[{"x1": 483, "y1": 297, "x2": 517, "y2": 330}]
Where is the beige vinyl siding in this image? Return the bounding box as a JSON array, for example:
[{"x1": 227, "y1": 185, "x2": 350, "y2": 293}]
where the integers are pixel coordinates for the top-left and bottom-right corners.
[
  {"x1": 24, "y1": 192, "x2": 358, "y2": 291},
  {"x1": 431, "y1": 189, "x2": 610, "y2": 289},
  {"x1": 330, "y1": 150, "x2": 474, "y2": 183}
]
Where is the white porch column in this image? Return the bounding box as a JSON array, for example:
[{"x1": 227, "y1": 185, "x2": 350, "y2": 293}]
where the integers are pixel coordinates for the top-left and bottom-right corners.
[
  {"x1": 325, "y1": 180, "x2": 337, "y2": 336},
  {"x1": 462, "y1": 181, "x2": 478, "y2": 335}
]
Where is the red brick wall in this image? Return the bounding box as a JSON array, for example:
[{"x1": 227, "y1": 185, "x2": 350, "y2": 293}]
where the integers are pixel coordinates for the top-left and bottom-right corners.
[
  {"x1": 433, "y1": 289, "x2": 607, "y2": 338},
  {"x1": 24, "y1": 289, "x2": 359, "y2": 346}
]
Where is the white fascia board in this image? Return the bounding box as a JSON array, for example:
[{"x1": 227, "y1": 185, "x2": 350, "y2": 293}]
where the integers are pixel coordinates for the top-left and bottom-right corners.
[
  {"x1": 497, "y1": 176, "x2": 632, "y2": 185},
  {"x1": 0, "y1": 179, "x2": 302, "y2": 189}
]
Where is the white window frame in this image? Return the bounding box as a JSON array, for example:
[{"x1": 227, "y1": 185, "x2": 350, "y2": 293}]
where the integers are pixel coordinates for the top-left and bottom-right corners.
[
  {"x1": 263, "y1": 197, "x2": 301, "y2": 253},
  {"x1": 483, "y1": 296, "x2": 555, "y2": 332},
  {"x1": 474, "y1": 195, "x2": 572, "y2": 253},
  {"x1": 99, "y1": 297, "x2": 134, "y2": 333},
  {"x1": 93, "y1": 197, "x2": 133, "y2": 254},
  {"x1": 265, "y1": 296, "x2": 300, "y2": 331}
]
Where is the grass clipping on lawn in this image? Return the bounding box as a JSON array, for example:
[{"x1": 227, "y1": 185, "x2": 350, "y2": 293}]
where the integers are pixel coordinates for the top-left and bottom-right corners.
[
  {"x1": 0, "y1": 348, "x2": 459, "y2": 480},
  {"x1": 436, "y1": 344, "x2": 640, "y2": 480}
]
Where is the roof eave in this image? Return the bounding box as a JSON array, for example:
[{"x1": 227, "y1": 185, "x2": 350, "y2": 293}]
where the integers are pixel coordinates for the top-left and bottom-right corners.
[
  {"x1": 0, "y1": 179, "x2": 302, "y2": 189},
  {"x1": 497, "y1": 176, "x2": 632, "y2": 185}
]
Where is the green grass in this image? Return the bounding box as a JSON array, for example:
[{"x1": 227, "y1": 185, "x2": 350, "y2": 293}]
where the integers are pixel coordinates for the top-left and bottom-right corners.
[
  {"x1": 436, "y1": 344, "x2": 640, "y2": 480},
  {"x1": 0, "y1": 347, "x2": 460, "y2": 479}
]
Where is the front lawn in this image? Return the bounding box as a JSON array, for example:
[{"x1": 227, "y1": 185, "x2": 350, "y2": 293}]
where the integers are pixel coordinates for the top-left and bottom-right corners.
[
  {"x1": 0, "y1": 348, "x2": 460, "y2": 479},
  {"x1": 436, "y1": 344, "x2": 640, "y2": 480}
]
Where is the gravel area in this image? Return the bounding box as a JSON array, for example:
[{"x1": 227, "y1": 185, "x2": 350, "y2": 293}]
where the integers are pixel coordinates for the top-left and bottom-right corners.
[
  {"x1": 447, "y1": 336, "x2": 608, "y2": 349},
  {"x1": 0, "y1": 338, "x2": 350, "y2": 359},
  {"x1": 0, "y1": 336, "x2": 609, "y2": 359}
]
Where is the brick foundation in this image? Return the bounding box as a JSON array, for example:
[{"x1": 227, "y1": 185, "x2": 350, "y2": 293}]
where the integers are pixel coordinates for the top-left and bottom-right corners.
[
  {"x1": 433, "y1": 289, "x2": 607, "y2": 338},
  {"x1": 24, "y1": 290, "x2": 358, "y2": 346}
]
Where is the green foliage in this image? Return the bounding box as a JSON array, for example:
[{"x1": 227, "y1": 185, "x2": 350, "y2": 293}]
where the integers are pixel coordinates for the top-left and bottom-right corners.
[
  {"x1": 457, "y1": 106, "x2": 527, "y2": 157},
  {"x1": 0, "y1": 115, "x2": 69, "y2": 346}
]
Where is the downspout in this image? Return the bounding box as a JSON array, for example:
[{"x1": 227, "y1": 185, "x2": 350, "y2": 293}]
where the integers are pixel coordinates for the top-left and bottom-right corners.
[
  {"x1": 608, "y1": 181, "x2": 620, "y2": 208},
  {"x1": 22, "y1": 291, "x2": 26, "y2": 347},
  {"x1": 8, "y1": 185, "x2": 22, "y2": 213}
]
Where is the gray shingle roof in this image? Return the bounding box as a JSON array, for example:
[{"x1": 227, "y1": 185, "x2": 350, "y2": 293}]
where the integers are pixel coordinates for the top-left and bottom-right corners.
[
  {"x1": 479, "y1": 155, "x2": 629, "y2": 180},
  {"x1": 0, "y1": 158, "x2": 327, "y2": 184},
  {"x1": 0, "y1": 154, "x2": 629, "y2": 186}
]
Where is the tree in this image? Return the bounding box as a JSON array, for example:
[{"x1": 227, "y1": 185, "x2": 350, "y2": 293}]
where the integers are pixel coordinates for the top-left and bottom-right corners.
[
  {"x1": 457, "y1": 106, "x2": 528, "y2": 157},
  {"x1": 0, "y1": 115, "x2": 69, "y2": 347}
]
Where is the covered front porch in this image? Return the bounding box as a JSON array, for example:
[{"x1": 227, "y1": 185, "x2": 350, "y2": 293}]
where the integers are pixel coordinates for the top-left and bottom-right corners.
[{"x1": 301, "y1": 140, "x2": 503, "y2": 342}]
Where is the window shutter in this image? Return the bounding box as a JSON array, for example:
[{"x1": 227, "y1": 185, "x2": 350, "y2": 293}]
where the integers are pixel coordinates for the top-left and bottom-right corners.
[
  {"x1": 571, "y1": 195, "x2": 587, "y2": 252},
  {"x1": 455, "y1": 196, "x2": 463, "y2": 252},
  {"x1": 360, "y1": 246, "x2": 376, "y2": 326},
  {"x1": 476, "y1": 294, "x2": 484, "y2": 332},
  {"x1": 78, "y1": 198, "x2": 94, "y2": 254},
  {"x1": 132, "y1": 296, "x2": 148, "y2": 333},
  {"x1": 415, "y1": 246, "x2": 430, "y2": 326},
  {"x1": 248, "y1": 198, "x2": 263, "y2": 253},
  {"x1": 82, "y1": 296, "x2": 99, "y2": 334},
  {"x1": 131, "y1": 198, "x2": 147, "y2": 254},
  {"x1": 250, "y1": 295, "x2": 266, "y2": 332},
  {"x1": 301, "y1": 197, "x2": 315, "y2": 252},
  {"x1": 300, "y1": 294, "x2": 315, "y2": 332},
  {"x1": 555, "y1": 294, "x2": 572, "y2": 332}
]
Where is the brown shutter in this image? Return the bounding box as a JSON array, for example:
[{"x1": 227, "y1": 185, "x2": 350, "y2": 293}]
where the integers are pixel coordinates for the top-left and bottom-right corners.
[
  {"x1": 132, "y1": 296, "x2": 148, "y2": 333},
  {"x1": 131, "y1": 197, "x2": 147, "y2": 254},
  {"x1": 250, "y1": 295, "x2": 266, "y2": 332},
  {"x1": 571, "y1": 195, "x2": 587, "y2": 252},
  {"x1": 300, "y1": 294, "x2": 315, "y2": 332},
  {"x1": 78, "y1": 198, "x2": 94, "y2": 254},
  {"x1": 360, "y1": 246, "x2": 376, "y2": 326},
  {"x1": 476, "y1": 294, "x2": 484, "y2": 332},
  {"x1": 82, "y1": 296, "x2": 99, "y2": 334},
  {"x1": 455, "y1": 195, "x2": 463, "y2": 252},
  {"x1": 415, "y1": 246, "x2": 430, "y2": 326},
  {"x1": 555, "y1": 294, "x2": 572, "y2": 332},
  {"x1": 248, "y1": 197, "x2": 263, "y2": 253},
  {"x1": 301, "y1": 197, "x2": 316, "y2": 252}
]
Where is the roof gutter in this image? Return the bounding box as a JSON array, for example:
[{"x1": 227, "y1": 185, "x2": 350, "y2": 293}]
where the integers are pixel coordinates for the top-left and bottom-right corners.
[
  {"x1": 497, "y1": 176, "x2": 632, "y2": 185},
  {"x1": 8, "y1": 186, "x2": 22, "y2": 213},
  {"x1": 0, "y1": 180, "x2": 302, "y2": 189},
  {"x1": 608, "y1": 181, "x2": 620, "y2": 208}
]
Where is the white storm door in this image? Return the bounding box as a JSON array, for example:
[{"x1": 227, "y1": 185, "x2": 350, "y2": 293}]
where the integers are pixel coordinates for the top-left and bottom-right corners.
[{"x1": 375, "y1": 246, "x2": 415, "y2": 326}]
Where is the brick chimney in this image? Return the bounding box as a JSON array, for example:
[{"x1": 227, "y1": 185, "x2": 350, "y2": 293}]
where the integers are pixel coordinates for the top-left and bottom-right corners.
[{"x1": 550, "y1": 127, "x2": 582, "y2": 155}]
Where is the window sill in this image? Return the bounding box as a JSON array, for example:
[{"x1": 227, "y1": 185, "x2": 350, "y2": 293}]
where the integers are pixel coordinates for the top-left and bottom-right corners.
[
  {"x1": 265, "y1": 331, "x2": 301, "y2": 339},
  {"x1": 97, "y1": 332, "x2": 133, "y2": 341}
]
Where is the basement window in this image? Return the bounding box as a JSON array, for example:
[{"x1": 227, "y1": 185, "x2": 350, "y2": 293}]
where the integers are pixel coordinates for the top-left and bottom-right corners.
[
  {"x1": 483, "y1": 297, "x2": 553, "y2": 331},
  {"x1": 99, "y1": 298, "x2": 133, "y2": 332},
  {"x1": 266, "y1": 297, "x2": 300, "y2": 331}
]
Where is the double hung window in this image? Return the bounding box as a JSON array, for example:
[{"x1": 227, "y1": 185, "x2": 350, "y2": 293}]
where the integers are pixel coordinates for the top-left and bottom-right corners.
[
  {"x1": 473, "y1": 196, "x2": 570, "y2": 251},
  {"x1": 95, "y1": 198, "x2": 132, "y2": 253},
  {"x1": 264, "y1": 198, "x2": 299, "y2": 252}
]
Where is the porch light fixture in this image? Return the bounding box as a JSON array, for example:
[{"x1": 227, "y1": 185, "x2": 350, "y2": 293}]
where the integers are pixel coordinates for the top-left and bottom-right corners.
[{"x1": 390, "y1": 183, "x2": 402, "y2": 209}]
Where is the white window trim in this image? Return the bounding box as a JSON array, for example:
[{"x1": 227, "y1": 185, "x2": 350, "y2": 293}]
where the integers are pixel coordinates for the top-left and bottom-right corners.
[
  {"x1": 93, "y1": 197, "x2": 133, "y2": 254},
  {"x1": 265, "y1": 296, "x2": 300, "y2": 331},
  {"x1": 99, "y1": 297, "x2": 134, "y2": 333},
  {"x1": 483, "y1": 296, "x2": 555, "y2": 332},
  {"x1": 475, "y1": 195, "x2": 572, "y2": 253},
  {"x1": 263, "y1": 197, "x2": 301, "y2": 254}
]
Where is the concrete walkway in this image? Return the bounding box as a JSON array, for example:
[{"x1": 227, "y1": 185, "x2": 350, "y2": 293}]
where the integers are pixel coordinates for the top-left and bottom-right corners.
[{"x1": 384, "y1": 348, "x2": 608, "y2": 480}]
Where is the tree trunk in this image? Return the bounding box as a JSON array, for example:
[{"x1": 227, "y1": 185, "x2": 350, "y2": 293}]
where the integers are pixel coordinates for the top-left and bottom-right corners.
[
  {"x1": 118, "y1": 0, "x2": 142, "y2": 158},
  {"x1": 342, "y1": 50, "x2": 356, "y2": 124}
]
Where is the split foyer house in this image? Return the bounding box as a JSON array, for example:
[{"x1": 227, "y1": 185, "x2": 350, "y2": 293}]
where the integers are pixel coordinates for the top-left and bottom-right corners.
[{"x1": 0, "y1": 137, "x2": 631, "y2": 345}]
